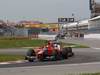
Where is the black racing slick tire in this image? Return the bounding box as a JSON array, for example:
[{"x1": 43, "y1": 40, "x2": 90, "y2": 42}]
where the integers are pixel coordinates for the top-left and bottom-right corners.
[
  {"x1": 26, "y1": 48, "x2": 36, "y2": 62},
  {"x1": 67, "y1": 47, "x2": 72, "y2": 53},
  {"x1": 65, "y1": 47, "x2": 74, "y2": 57},
  {"x1": 69, "y1": 52, "x2": 74, "y2": 57},
  {"x1": 27, "y1": 49, "x2": 36, "y2": 56},
  {"x1": 28, "y1": 58, "x2": 34, "y2": 62},
  {"x1": 62, "y1": 47, "x2": 68, "y2": 59}
]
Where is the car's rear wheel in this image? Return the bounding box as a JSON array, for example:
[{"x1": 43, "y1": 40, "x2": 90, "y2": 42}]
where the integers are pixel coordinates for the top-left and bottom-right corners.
[
  {"x1": 62, "y1": 47, "x2": 68, "y2": 59},
  {"x1": 28, "y1": 58, "x2": 34, "y2": 62},
  {"x1": 66, "y1": 47, "x2": 74, "y2": 57},
  {"x1": 69, "y1": 52, "x2": 74, "y2": 57}
]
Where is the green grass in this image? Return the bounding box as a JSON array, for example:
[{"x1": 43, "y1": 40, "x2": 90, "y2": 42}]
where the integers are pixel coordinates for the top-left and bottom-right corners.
[
  {"x1": 0, "y1": 39, "x2": 47, "y2": 48},
  {"x1": 66, "y1": 73, "x2": 100, "y2": 75},
  {"x1": 0, "y1": 38, "x2": 89, "y2": 48},
  {"x1": 0, "y1": 55, "x2": 24, "y2": 62},
  {"x1": 63, "y1": 43, "x2": 89, "y2": 48},
  {"x1": 80, "y1": 73, "x2": 100, "y2": 75},
  {"x1": 71, "y1": 44, "x2": 89, "y2": 48}
]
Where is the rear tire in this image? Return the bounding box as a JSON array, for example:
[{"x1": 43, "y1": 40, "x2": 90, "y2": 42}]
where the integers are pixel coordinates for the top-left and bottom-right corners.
[
  {"x1": 66, "y1": 47, "x2": 74, "y2": 57},
  {"x1": 62, "y1": 48, "x2": 68, "y2": 59},
  {"x1": 67, "y1": 47, "x2": 72, "y2": 53},
  {"x1": 69, "y1": 52, "x2": 74, "y2": 57}
]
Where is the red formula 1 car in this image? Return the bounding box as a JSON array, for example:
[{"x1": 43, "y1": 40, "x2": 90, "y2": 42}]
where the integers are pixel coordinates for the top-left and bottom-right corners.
[{"x1": 25, "y1": 40, "x2": 74, "y2": 62}]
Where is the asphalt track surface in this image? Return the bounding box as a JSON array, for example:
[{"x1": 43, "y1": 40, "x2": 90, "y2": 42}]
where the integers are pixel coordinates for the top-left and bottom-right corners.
[{"x1": 0, "y1": 48, "x2": 100, "y2": 68}]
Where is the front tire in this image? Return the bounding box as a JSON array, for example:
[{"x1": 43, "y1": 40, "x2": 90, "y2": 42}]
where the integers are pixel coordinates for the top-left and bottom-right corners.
[
  {"x1": 25, "y1": 56, "x2": 28, "y2": 60},
  {"x1": 28, "y1": 58, "x2": 34, "y2": 62},
  {"x1": 37, "y1": 54, "x2": 44, "y2": 61},
  {"x1": 26, "y1": 49, "x2": 36, "y2": 62},
  {"x1": 27, "y1": 49, "x2": 36, "y2": 56}
]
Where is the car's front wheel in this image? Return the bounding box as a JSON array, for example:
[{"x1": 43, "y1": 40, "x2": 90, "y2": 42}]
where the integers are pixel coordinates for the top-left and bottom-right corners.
[{"x1": 26, "y1": 48, "x2": 36, "y2": 62}]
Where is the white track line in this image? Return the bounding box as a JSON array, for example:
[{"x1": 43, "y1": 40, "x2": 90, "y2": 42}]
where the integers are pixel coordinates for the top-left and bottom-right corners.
[
  {"x1": 0, "y1": 62, "x2": 10, "y2": 65},
  {"x1": 0, "y1": 60, "x2": 28, "y2": 65},
  {"x1": 91, "y1": 47, "x2": 100, "y2": 50}
]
